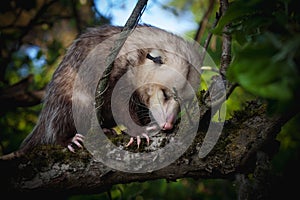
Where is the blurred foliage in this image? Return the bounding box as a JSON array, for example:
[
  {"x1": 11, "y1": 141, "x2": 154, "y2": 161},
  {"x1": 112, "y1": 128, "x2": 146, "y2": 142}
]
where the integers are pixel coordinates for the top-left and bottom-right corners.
[
  {"x1": 0, "y1": 106, "x2": 41, "y2": 152},
  {"x1": 0, "y1": 0, "x2": 108, "y2": 154},
  {"x1": 273, "y1": 114, "x2": 300, "y2": 173},
  {"x1": 167, "y1": 0, "x2": 300, "y2": 199},
  {"x1": 213, "y1": 0, "x2": 300, "y2": 114},
  {"x1": 70, "y1": 179, "x2": 236, "y2": 200},
  {"x1": 268, "y1": 114, "x2": 300, "y2": 199}
]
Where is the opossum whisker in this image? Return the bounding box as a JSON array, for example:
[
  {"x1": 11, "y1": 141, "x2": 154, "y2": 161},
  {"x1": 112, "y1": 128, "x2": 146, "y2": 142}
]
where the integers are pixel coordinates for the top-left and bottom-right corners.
[
  {"x1": 134, "y1": 104, "x2": 148, "y2": 110},
  {"x1": 131, "y1": 99, "x2": 148, "y2": 107},
  {"x1": 134, "y1": 108, "x2": 149, "y2": 114},
  {"x1": 135, "y1": 111, "x2": 150, "y2": 120},
  {"x1": 155, "y1": 92, "x2": 167, "y2": 121},
  {"x1": 130, "y1": 98, "x2": 148, "y2": 110},
  {"x1": 137, "y1": 116, "x2": 151, "y2": 122},
  {"x1": 136, "y1": 112, "x2": 150, "y2": 119}
]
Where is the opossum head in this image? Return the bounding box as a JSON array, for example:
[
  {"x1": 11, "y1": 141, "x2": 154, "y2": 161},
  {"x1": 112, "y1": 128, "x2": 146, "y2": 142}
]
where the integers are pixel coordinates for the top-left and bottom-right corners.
[{"x1": 126, "y1": 48, "x2": 199, "y2": 131}]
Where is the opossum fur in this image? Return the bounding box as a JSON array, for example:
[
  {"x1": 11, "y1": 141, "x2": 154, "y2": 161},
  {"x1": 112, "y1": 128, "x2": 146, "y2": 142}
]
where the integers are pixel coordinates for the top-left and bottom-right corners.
[{"x1": 17, "y1": 25, "x2": 201, "y2": 153}]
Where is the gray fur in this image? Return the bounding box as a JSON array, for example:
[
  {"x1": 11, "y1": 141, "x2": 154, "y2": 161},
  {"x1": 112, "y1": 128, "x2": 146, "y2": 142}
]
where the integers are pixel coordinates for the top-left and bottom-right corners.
[{"x1": 20, "y1": 25, "x2": 201, "y2": 152}]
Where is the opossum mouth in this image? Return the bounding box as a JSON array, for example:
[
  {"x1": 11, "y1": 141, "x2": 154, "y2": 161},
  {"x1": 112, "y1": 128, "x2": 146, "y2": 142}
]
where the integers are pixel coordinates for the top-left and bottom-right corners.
[
  {"x1": 148, "y1": 104, "x2": 180, "y2": 133},
  {"x1": 146, "y1": 112, "x2": 179, "y2": 135},
  {"x1": 129, "y1": 91, "x2": 180, "y2": 133},
  {"x1": 130, "y1": 105, "x2": 178, "y2": 132}
]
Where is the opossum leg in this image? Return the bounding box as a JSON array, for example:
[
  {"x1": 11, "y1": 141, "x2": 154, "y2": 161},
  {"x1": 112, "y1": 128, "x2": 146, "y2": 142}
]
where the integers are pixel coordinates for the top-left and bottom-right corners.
[
  {"x1": 146, "y1": 124, "x2": 158, "y2": 132},
  {"x1": 67, "y1": 133, "x2": 84, "y2": 153}
]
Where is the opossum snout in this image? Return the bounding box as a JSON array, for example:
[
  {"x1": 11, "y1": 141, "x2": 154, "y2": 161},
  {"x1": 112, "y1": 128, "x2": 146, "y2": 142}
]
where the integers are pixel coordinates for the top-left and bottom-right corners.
[
  {"x1": 147, "y1": 86, "x2": 179, "y2": 131},
  {"x1": 150, "y1": 100, "x2": 178, "y2": 131}
]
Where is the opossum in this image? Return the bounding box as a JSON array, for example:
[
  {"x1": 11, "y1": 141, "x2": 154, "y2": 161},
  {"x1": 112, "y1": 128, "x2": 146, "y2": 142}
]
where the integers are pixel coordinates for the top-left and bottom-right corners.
[{"x1": 16, "y1": 25, "x2": 201, "y2": 154}]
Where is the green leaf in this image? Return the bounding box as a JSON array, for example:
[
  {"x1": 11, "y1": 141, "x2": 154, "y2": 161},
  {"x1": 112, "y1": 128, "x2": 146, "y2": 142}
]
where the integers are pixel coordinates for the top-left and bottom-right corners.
[
  {"x1": 228, "y1": 42, "x2": 296, "y2": 101},
  {"x1": 212, "y1": 0, "x2": 266, "y2": 35}
]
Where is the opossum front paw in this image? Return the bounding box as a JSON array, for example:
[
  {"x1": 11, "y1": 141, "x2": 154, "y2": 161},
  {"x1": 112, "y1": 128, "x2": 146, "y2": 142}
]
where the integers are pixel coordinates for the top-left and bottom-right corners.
[
  {"x1": 124, "y1": 123, "x2": 161, "y2": 148},
  {"x1": 125, "y1": 133, "x2": 150, "y2": 149},
  {"x1": 67, "y1": 133, "x2": 84, "y2": 153}
]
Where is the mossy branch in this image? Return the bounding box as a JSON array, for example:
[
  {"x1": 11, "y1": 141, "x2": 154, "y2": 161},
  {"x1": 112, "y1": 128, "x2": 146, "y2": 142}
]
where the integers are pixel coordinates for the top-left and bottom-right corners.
[{"x1": 0, "y1": 101, "x2": 291, "y2": 196}]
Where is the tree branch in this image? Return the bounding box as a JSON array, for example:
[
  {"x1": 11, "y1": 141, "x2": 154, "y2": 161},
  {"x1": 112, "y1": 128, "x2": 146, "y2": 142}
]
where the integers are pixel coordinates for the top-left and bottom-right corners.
[
  {"x1": 219, "y1": 0, "x2": 231, "y2": 78},
  {"x1": 199, "y1": 0, "x2": 233, "y2": 124},
  {"x1": 0, "y1": 102, "x2": 292, "y2": 196},
  {"x1": 0, "y1": 75, "x2": 45, "y2": 113},
  {"x1": 194, "y1": 0, "x2": 216, "y2": 43}
]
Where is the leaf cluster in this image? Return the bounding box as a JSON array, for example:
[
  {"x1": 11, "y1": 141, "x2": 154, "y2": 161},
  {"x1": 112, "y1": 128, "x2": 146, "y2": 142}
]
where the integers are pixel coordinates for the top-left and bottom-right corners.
[{"x1": 213, "y1": 0, "x2": 300, "y2": 113}]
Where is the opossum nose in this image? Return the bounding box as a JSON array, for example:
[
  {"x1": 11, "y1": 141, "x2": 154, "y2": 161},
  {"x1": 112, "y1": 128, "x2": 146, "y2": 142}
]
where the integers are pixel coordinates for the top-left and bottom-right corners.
[
  {"x1": 162, "y1": 122, "x2": 173, "y2": 130},
  {"x1": 161, "y1": 114, "x2": 175, "y2": 130}
]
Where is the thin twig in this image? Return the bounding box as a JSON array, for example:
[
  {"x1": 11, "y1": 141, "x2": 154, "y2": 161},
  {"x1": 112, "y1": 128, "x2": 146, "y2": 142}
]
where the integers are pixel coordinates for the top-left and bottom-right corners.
[
  {"x1": 219, "y1": 0, "x2": 232, "y2": 79},
  {"x1": 194, "y1": 0, "x2": 216, "y2": 43},
  {"x1": 219, "y1": 0, "x2": 235, "y2": 100},
  {"x1": 199, "y1": 12, "x2": 221, "y2": 68},
  {"x1": 95, "y1": 0, "x2": 148, "y2": 124},
  {"x1": 200, "y1": 0, "x2": 233, "y2": 121}
]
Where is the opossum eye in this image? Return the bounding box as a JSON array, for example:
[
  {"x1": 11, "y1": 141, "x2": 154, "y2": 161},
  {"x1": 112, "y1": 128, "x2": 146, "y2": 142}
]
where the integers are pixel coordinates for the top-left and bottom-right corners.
[
  {"x1": 146, "y1": 53, "x2": 163, "y2": 64},
  {"x1": 162, "y1": 89, "x2": 170, "y2": 101}
]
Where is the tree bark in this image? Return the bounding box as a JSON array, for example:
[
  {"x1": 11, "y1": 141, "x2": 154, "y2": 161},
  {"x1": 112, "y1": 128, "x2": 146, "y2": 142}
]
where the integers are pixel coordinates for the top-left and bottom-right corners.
[{"x1": 0, "y1": 101, "x2": 291, "y2": 196}]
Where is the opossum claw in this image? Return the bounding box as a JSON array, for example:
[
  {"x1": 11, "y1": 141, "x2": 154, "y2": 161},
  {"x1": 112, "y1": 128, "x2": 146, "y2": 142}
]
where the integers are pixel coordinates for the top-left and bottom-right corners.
[
  {"x1": 125, "y1": 133, "x2": 150, "y2": 149},
  {"x1": 137, "y1": 136, "x2": 141, "y2": 148},
  {"x1": 67, "y1": 144, "x2": 75, "y2": 153},
  {"x1": 142, "y1": 133, "x2": 150, "y2": 146},
  {"x1": 125, "y1": 137, "x2": 134, "y2": 147},
  {"x1": 67, "y1": 133, "x2": 84, "y2": 152}
]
